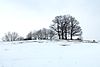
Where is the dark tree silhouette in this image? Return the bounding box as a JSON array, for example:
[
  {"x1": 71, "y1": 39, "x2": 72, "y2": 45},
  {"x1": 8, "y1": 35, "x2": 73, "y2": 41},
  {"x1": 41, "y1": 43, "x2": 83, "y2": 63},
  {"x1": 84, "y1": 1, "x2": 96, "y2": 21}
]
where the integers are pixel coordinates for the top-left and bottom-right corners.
[
  {"x1": 51, "y1": 16, "x2": 62, "y2": 39},
  {"x1": 17, "y1": 36, "x2": 24, "y2": 41},
  {"x1": 26, "y1": 31, "x2": 33, "y2": 40},
  {"x1": 50, "y1": 15, "x2": 82, "y2": 40}
]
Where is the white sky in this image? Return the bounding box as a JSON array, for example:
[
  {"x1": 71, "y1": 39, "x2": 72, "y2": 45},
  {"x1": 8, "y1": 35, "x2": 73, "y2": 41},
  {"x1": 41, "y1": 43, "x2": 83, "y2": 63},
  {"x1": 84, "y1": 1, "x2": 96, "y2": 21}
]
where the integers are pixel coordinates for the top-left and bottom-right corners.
[{"x1": 0, "y1": 0, "x2": 100, "y2": 40}]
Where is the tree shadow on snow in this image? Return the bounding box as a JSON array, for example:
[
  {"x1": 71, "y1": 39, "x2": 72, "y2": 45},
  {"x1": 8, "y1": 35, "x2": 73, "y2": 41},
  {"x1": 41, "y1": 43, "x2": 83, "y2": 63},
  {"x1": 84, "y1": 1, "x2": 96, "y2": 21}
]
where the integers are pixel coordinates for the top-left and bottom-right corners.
[{"x1": 60, "y1": 44, "x2": 70, "y2": 46}]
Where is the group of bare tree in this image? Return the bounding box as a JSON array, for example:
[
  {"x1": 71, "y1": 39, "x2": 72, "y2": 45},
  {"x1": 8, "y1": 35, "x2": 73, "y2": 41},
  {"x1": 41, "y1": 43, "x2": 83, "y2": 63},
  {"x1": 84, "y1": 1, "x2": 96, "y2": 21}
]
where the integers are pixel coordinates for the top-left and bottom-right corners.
[
  {"x1": 2, "y1": 32, "x2": 24, "y2": 41},
  {"x1": 26, "y1": 28, "x2": 55, "y2": 40},
  {"x1": 2, "y1": 14, "x2": 82, "y2": 41},
  {"x1": 50, "y1": 15, "x2": 82, "y2": 40},
  {"x1": 2, "y1": 28, "x2": 55, "y2": 41}
]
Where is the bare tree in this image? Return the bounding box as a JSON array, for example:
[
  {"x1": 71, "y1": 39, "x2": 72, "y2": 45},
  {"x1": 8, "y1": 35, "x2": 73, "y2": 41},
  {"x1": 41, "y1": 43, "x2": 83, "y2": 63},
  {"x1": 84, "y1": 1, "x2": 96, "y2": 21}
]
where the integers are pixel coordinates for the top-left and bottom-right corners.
[
  {"x1": 63, "y1": 15, "x2": 70, "y2": 40},
  {"x1": 42, "y1": 28, "x2": 48, "y2": 39},
  {"x1": 32, "y1": 32, "x2": 38, "y2": 40},
  {"x1": 51, "y1": 16, "x2": 62, "y2": 39},
  {"x1": 2, "y1": 32, "x2": 19, "y2": 41},
  {"x1": 37, "y1": 29, "x2": 43, "y2": 40},
  {"x1": 48, "y1": 30, "x2": 55, "y2": 40},
  {"x1": 51, "y1": 15, "x2": 69, "y2": 40},
  {"x1": 69, "y1": 16, "x2": 82, "y2": 40}
]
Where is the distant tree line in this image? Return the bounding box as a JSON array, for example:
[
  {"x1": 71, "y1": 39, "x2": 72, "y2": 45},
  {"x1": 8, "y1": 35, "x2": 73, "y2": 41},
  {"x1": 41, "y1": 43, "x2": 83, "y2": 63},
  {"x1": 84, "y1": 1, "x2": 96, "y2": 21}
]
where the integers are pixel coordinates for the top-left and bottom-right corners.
[
  {"x1": 26, "y1": 28, "x2": 55, "y2": 40},
  {"x1": 2, "y1": 14, "x2": 82, "y2": 41}
]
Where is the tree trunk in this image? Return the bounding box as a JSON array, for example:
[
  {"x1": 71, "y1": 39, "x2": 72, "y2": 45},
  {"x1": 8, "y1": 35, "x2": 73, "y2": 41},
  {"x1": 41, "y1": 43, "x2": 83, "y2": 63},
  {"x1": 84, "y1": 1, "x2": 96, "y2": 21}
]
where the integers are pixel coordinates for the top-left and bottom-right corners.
[
  {"x1": 61, "y1": 28, "x2": 64, "y2": 39},
  {"x1": 70, "y1": 19, "x2": 73, "y2": 40},
  {"x1": 58, "y1": 33, "x2": 61, "y2": 39},
  {"x1": 70, "y1": 34, "x2": 73, "y2": 40},
  {"x1": 57, "y1": 21, "x2": 61, "y2": 39},
  {"x1": 61, "y1": 22, "x2": 64, "y2": 39},
  {"x1": 65, "y1": 26, "x2": 67, "y2": 40}
]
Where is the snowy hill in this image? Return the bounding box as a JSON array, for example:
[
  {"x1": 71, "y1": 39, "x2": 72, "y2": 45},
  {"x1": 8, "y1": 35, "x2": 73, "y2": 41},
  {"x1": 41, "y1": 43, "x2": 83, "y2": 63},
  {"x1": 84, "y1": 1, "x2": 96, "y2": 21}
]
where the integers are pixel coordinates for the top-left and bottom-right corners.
[{"x1": 0, "y1": 40, "x2": 100, "y2": 67}]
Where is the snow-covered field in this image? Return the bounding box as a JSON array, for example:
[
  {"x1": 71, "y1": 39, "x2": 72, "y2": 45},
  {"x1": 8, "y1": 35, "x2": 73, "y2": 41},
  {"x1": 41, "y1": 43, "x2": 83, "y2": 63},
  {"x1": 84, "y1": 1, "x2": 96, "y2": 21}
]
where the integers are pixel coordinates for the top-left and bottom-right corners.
[{"x1": 0, "y1": 40, "x2": 100, "y2": 67}]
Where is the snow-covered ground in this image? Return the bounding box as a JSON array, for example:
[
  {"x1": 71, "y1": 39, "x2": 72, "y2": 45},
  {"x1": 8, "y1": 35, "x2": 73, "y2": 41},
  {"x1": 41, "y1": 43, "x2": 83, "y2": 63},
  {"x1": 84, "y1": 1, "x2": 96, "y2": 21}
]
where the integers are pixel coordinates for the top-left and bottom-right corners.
[{"x1": 0, "y1": 40, "x2": 100, "y2": 67}]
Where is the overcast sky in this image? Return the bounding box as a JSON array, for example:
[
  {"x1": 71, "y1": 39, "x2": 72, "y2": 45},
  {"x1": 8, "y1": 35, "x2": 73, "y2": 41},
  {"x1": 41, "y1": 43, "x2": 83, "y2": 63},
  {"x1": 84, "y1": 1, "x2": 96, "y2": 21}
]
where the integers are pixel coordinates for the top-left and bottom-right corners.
[{"x1": 0, "y1": 0, "x2": 100, "y2": 40}]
